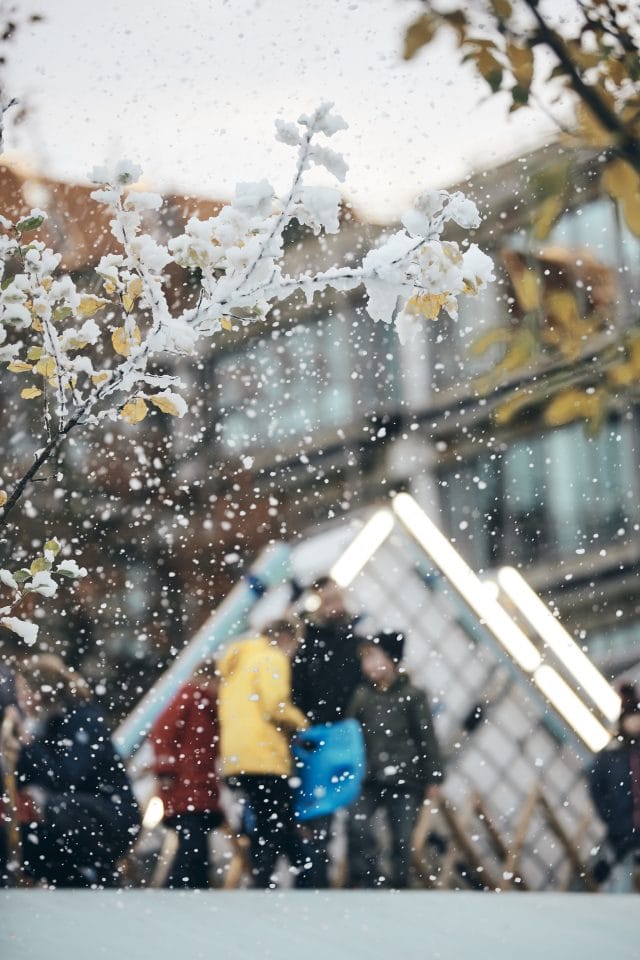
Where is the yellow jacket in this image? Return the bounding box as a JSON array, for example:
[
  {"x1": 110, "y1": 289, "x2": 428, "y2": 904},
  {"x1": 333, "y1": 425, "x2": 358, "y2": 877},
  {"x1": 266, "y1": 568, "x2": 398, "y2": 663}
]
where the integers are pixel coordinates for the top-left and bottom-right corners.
[{"x1": 218, "y1": 635, "x2": 308, "y2": 777}]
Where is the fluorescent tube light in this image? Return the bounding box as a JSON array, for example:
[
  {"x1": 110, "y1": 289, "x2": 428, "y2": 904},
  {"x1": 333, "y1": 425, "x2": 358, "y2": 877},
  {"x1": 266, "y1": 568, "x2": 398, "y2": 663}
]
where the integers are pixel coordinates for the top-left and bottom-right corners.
[
  {"x1": 497, "y1": 567, "x2": 620, "y2": 724},
  {"x1": 392, "y1": 493, "x2": 542, "y2": 674},
  {"x1": 329, "y1": 508, "x2": 395, "y2": 587},
  {"x1": 533, "y1": 665, "x2": 612, "y2": 753}
]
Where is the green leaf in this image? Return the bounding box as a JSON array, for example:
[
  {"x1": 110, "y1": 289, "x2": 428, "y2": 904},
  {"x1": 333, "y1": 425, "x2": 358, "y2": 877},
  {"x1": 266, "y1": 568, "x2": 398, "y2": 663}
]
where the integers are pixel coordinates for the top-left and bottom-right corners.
[
  {"x1": 13, "y1": 568, "x2": 32, "y2": 583},
  {"x1": 16, "y1": 215, "x2": 45, "y2": 233},
  {"x1": 53, "y1": 306, "x2": 73, "y2": 323}
]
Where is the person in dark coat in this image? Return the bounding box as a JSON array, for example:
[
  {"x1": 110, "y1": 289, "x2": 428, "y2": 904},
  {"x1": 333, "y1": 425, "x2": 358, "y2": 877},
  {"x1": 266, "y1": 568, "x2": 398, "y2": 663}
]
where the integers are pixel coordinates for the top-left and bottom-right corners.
[
  {"x1": 346, "y1": 631, "x2": 444, "y2": 888},
  {"x1": 291, "y1": 576, "x2": 364, "y2": 888},
  {"x1": 150, "y1": 659, "x2": 223, "y2": 888},
  {"x1": 1, "y1": 654, "x2": 140, "y2": 888},
  {"x1": 589, "y1": 681, "x2": 640, "y2": 892}
]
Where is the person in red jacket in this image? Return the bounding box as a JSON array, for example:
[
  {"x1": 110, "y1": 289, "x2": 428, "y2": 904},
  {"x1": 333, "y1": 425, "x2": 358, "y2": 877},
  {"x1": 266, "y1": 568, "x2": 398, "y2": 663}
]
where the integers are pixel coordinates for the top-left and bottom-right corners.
[{"x1": 150, "y1": 659, "x2": 222, "y2": 888}]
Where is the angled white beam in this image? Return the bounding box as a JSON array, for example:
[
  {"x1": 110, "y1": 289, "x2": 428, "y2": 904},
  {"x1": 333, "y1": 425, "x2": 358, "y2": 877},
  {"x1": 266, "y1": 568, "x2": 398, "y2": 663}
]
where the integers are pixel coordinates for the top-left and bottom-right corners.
[
  {"x1": 329, "y1": 508, "x2": 395, "y2": 587},
  {"x1": 392, "y1": 493, "x2": 542, "y2": 674},
  {"x1": 497, "y1": 566, "x2": 620, "y2": 724}
]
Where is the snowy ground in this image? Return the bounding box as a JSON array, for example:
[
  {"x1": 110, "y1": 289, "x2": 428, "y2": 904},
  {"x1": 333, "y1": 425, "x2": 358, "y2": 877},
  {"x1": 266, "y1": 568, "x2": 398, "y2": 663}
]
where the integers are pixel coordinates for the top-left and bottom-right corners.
[{"x1": 1, "y1": 891, "x2": 637, "y2": 960}]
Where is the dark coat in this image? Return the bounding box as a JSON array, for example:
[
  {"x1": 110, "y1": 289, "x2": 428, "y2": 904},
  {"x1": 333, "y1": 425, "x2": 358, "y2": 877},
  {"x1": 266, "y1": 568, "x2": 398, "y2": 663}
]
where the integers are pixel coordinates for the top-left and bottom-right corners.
[
  {"x1": 292, "y1": 617, "x2": 363, "y2": 725},
  {"x1": 347, "y1": 673, "x2": 444, "y2": 791},
  {"x1": 589, "y1": 741, "x2": 640, "y2": 859},
  {"x1": 150, "y1": 681, "x2": 221, "y2": 819},
  {"x1": 17, "y1": 700, "x2": 140, "y2": 839},
  {"x1": 14, "y1": 700, "x2": 140, "y2": 885}
]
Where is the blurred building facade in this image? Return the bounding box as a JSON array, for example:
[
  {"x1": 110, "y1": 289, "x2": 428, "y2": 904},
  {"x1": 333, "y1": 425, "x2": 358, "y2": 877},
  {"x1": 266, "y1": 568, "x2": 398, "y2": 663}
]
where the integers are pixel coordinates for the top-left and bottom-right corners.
[{"x1": 1, "y1": 141, "x2": 638, "y2": 716}]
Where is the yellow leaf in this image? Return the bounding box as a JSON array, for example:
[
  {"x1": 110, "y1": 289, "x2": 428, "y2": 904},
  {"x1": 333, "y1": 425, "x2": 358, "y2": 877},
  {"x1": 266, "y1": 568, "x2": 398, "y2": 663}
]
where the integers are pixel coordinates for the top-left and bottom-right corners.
[
  {"x1": 44, "y1": 539, "x2": 61, "y2": 556},
  {"x1": 122, "y1": 276, "x2": 144, "y2": 313},
  {"x1": 7, "y1": 360, "x2": 33, "y2": 373},
  {"x1": 220, "y1": 316, "x2": 234, "y2": 332},
  {"x1": 112, "y1": 324, "x2": 142, "y2": 357},
  {"x1": 507, "y1": 42, "x2": 533, "y2": 92},
  {"x1": 470, "y1": 327, "x2": 513, "y2": 358},
  {"x1": 490, "y1": 0, "x2": 512, "y2": 18},
  {"x1": 30, "y1": 556, "x2": 51, "y2": 575},
  {"x1": 577, "y1": 102, "x2": 615, "y2": 148},
  {"x1": 91, "y1": 371, "x2": 110, "y2": 387},
  {"x1": 26, "y1": 346, "x2": 42, "y2": 361},
  {"x1": 103, "y1": 279, "x2": 117, "y2": 296},
  {"x1": 149, "y1": 394, "x2": 180, "y2": 416},
  {"x1": 475, "y1": 47, "x2": 503, "y2": 93},
  {"x1": 35, "y1": 356, "x2": 56, "y2": 378},
  {"x1": 32, "y1": 317, "x2": 43, "y2": 333},
  {"x1": 602, "y1": 158, "x2": 639, "y2": 200},
  {"x1": 403, "y1": 13, "x2": 437, "y2": 60},
  {"x1": 544, "y1": 388, "x2": 606, "y2": 428},
  {"x1": 604, "y1": 160, "x2": 640, "y2": 236},
  {"x1": 406, "y1": 292, "x2": 450, "y2": 320},
  {"x1": 78, "y1": 295, "x2": 108, "y2": 319},
  {"x1": 0, "y1": 491, "x2": 6, "y2": 508},
  {"x1": 66, "y1": 337, "x2": 88, "y2": 350},
  {"x1": 511, "y1": 268, "x2": 540, "y2": 312},
  {"x1": 532, "y1": 195, "x2": 564, "y2": 241},
  {"x1": 497, "y1": 329, "x2": 536, "y2": 373},
  {"x1": 494, "y1": 389, "x2": 534, "y2": 426},
  {"x1": 120, "y1": 397, "x2": 148, "y2": 424},
  {"x1": 21, "y1": 387, "x2": 42, "y2": 399}
]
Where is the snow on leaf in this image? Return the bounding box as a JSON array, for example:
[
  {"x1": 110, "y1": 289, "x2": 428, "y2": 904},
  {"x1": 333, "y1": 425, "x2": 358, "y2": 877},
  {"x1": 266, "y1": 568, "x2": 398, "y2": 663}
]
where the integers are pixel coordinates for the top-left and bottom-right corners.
[
  {"x1": 149, "y1": 390, "x2": 188, "y2": 417},
  {"x1": 57, "y1": 559, "x2": 88, "y2": 579},
  {"x1": 0, "y1": 568, "x2": 18, "y2": 591},
  {"x1": 120, "y1": 397, "x2": 148, "y2": 424},
  {"x1": 44, "y1": 538, "x2": 61, "y2": 557},
  {"x1": 25, "y1": 570, "x2": 58, "y2": 598},
  {"x1": 16, "y1": 211, "x2": 46, "y2": 233},
  {"x1": 1, "y1": 616, "x2": 38, "y2": 645}
]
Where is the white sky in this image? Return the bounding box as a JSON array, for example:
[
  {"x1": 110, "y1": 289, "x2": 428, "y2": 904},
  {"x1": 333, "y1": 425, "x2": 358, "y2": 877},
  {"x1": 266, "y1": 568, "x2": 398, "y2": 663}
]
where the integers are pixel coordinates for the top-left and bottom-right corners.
[{"x1": 4, "y1": 0, "x2": 561, "y2": 221}]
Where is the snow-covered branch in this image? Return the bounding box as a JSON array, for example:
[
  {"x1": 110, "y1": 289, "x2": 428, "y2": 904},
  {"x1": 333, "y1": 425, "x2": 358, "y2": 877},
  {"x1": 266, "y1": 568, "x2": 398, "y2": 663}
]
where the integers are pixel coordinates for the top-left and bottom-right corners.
[{"x1": 0, "y1": 102, "x2": 494, "y2": 644}]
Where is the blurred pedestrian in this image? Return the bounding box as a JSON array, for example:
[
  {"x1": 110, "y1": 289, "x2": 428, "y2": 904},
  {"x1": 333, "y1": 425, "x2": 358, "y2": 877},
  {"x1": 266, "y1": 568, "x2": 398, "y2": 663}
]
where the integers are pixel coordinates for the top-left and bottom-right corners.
[
  {"x1": 1, "y1": 654, "x2": 140, "y2": 888},
  {"x1": 218, "y1": 618, "x2": 308, "y2": 888},
  {"x1": 346, "y1": 631, "x2": 444, "y2": 888},
  {"x1": 590, "y1": 681, "x2": 640, "y2": 892},
  {"x1": 292, "y1": 576, "x2": 363, "y2": 886},
  {"x1": 150, "y1": 659, "x2": 222, "y2": 888}
]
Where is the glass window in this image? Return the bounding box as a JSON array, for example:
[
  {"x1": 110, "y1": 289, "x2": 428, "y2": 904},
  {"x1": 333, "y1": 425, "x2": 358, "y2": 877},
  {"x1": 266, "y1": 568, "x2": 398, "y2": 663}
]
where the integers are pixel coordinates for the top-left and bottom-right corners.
[
  {"x1": 214, "y1": 307, "x2": 399, "y2": 452},
  {"x1": 439, "y1": 417, "x2": 639, "y2": 569},
  {"x1": 547, "y1": 198, "x2": 619, "y2": 266}
]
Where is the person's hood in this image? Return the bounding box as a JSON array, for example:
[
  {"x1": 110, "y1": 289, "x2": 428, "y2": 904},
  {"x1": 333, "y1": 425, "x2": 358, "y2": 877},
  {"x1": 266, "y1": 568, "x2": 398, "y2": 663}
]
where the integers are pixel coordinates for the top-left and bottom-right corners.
[{"x1": 217, "y1": 635, "x2": 269, "y2": 680}]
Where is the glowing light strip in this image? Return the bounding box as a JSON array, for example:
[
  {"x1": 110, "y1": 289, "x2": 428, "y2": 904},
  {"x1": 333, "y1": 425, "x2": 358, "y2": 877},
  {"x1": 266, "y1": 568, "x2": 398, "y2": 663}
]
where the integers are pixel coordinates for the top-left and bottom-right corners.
[
  {"x1": 329, "y1": 509, "x2": 395, "y2": 587},
  {"x1": 533, "y1": 665, "x2": 612, "y2": 753},
  {"x1": 498, "y1": 567, "x2": 621, "y2": 724},
  {"x1": 392, "y1": 493, "x2": 541, "y2": 674}
]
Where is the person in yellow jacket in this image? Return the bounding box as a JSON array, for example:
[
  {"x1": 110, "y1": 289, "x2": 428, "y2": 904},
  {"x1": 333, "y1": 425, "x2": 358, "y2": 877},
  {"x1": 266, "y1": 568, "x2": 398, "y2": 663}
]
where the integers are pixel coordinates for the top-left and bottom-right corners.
[{"x1": 218, "y1": 617, "x2": 309, "y2": 888}]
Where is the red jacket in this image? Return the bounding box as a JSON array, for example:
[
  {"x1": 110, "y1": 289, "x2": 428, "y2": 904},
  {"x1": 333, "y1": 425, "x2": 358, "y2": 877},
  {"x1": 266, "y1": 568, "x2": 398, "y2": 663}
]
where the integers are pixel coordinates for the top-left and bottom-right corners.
[{"x1": 150, "y1": 682, "x2": 221, "y2": 820}]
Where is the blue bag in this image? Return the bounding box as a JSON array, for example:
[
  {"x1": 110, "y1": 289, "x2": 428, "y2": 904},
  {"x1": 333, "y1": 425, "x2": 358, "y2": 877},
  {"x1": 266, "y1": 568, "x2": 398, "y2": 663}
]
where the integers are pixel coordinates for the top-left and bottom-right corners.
[{"x1": 292, "y1": 719, "x2": 365, "y2": 821}]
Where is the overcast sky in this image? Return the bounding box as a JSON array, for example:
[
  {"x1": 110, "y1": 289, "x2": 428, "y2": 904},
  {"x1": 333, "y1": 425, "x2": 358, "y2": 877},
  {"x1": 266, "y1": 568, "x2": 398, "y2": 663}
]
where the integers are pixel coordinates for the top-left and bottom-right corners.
[{"x1": 4, "y1": 0, "x2": 561, "y2": 221}]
